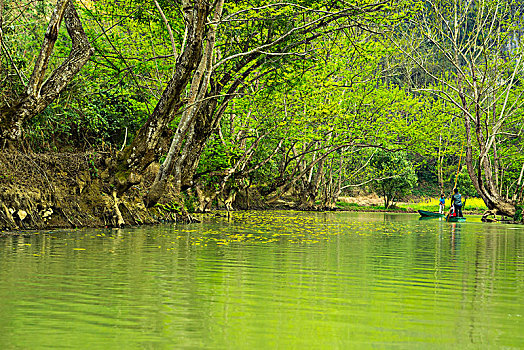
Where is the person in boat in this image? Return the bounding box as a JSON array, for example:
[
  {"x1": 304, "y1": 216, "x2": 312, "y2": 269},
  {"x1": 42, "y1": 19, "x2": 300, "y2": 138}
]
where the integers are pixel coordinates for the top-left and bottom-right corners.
[
  {"x1": 450, "y1": 188, "x2": 463, "y2": 217},
  {"x1": 439, "y1": 194, "x2": 445, "y2": 214},
  {"x1": 448, "y1": 202, "x2": 456, "y2": 217}
]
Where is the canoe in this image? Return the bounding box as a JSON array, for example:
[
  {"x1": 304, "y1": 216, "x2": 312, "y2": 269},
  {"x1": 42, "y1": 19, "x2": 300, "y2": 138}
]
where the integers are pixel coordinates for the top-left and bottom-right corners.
[
  {"x1": 418, "y1": 210, "x2": 445, "y2": 218},
  {"x1": 447, "y1": 216, "x2": 466, "y2": 222}
]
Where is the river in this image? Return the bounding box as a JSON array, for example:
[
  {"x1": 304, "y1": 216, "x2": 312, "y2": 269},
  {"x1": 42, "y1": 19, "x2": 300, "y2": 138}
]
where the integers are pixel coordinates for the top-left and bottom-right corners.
[{"x1": 1, "y1": 211, "x2": 523, "y2": 349}]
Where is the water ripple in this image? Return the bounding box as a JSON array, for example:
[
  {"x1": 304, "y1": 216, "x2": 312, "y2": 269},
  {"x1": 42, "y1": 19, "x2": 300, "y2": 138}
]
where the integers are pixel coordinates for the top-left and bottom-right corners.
[{"x1": 1, "y1": 212, "x2": 523, "y2": 348}]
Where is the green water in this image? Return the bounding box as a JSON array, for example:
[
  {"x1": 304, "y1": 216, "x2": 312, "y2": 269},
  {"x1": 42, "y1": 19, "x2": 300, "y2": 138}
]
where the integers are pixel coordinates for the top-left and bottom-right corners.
[{"x1": 1, "y1": 211, "x2": 523, "y2": 349}]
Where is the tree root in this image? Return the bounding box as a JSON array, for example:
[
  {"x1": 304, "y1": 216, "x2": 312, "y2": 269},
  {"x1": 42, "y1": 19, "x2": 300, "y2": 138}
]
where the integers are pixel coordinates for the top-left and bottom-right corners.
[
  {"x1": 0, "y1": 202, "x2": 19, "y2": 230},
  {"x1": 481, "y1": 209, "x2": 498, "y2": 223},
  {"x1": 112, "y1": 190, "x2": 125, "y2": 227}
]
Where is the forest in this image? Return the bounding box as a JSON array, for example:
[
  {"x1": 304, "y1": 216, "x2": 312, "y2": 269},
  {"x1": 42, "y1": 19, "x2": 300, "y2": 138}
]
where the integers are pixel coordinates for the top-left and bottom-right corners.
[{"x1": 0, "y1": 0, "x2": 523, "y2": 230}]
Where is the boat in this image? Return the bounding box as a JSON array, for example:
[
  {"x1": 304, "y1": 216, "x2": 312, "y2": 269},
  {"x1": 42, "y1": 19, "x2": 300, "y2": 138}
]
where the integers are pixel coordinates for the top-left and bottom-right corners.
[
  {"x1": 446, "y1": 216, "x2": 466, "y2": 222},
  {"x1": 418, "y1": 210, "x2": 445, "y2": 218}
]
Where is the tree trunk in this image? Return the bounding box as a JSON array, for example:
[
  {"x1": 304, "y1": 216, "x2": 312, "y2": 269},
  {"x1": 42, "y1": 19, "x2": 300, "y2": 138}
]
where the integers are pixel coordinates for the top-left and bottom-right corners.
[
  {"x1": 382, "y1": 182, "x2": 389, "y2": 209},
  {"x1": 195, "y1": 183, "x2": 214, "y2": 212},
  {"x1": 0, "y1": 0, "x2": 4, "y2": 75},
  {"x1": 145, "y1": 0, "x2": 224, "y2": 206},
  {"x1": 176, "y1": 100, "x2": 220, "y2": 191},
  {"x1": 326, "y1": 153, "x2": 344, "y2": 208},
  {"x1": 438, "y1": 134, "x2": 444, "y2": 193},
  {"x1": 513, "y1": 162, "x2": 524, "y2": 203},
  {"x1": 308, "y1": 157, "x2": 325, "y2": 207},
  {"x1": 463, "y1": 109, "x2": 516, "y2": 217},
  {"x1": 112, "y1": 0, "x2": 212, "y2": 195},
  {"x1": 0, "y1": 0, "x2": 93, "y2": 147}
]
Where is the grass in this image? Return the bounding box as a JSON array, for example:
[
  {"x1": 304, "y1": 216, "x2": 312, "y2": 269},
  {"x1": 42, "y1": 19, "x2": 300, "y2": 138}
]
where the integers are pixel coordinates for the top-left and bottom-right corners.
[
  {"x1": 398, "y1": 197, "x2": 488, "y2": 213},
  {"x1": 337, "y1": 197, "x2": 488, "y2": 214},
  {"x1": 336, "y1": 201, "x2": 409, "y2": 212}
]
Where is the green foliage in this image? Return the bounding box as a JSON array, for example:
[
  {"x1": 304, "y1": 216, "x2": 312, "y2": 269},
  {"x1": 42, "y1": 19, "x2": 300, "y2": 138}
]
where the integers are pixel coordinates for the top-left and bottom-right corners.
[
  {"x1": 451, "y1": 167, "x2": 478, "y2": 198},
  {"x1": 87, "y1": 154, "x2": 99, "y2": 179},
  {"x1": 183, "y1": 192, "x2": 198, "y2": 214},
  {"x1": 154, "y1": 201, "x2": 182, "y2": 213},
  {"x1": 398, "y1": 197, "x2": 487, "y2": 212},
  {"x1": 24, "y1": 91, "x2": 146, "y2": 151},
  {"x1": 370, "y1": 150, "x2": 418, "y2": 208},
  {"x1": 5, "y1": 0, "x2": 521, "y2": 212},
  {"x1": 199, "y1": 137, "x2": 242, "y2": 173},
  {"x1": 514, "y1": 206, "x2": 523, "y2": 222},
  {"x1": 336, "y1": 202, "x2": 361, "y2": 208},
  {"x1": 1, "y1": 0, "x2": 53, "y2": 104}
]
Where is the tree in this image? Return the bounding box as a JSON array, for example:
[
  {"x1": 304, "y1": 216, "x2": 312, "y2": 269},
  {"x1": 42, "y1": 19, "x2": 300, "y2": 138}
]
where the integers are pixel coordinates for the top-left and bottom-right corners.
[
  {"x1": 0, "y1": 0, "x2": 93, "y2": 148},
  {"x1": 109, "y1": 0, "x2": 212, "y2": 197},
  {"x1": 142, "y1": 0, "x2": 391, "y2": 206},
  {"x1": 187, "y1": 33, "x2": 429, "y2": 211},
  {"x1": 393, "y1": 0, "x2": 524, "y2": 216},
  {"x1": 370, "y1": 150, "x2": 417, "y2": 208}
]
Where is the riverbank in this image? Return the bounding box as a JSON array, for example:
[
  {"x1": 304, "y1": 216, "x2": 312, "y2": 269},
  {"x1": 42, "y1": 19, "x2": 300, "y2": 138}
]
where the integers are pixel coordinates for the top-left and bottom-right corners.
[
  {"x1": 0, "y1": 152, "x2": 190, "y2": 232},
  {"x1": 0, "y1": 152, "x2": 517, "y2": 233},
  {"x1": 336, "y1": 194, "x2": 488, "y2": 214},
  {"x1": 335, "y1": 201, "x2": 485, "y2": 215}
]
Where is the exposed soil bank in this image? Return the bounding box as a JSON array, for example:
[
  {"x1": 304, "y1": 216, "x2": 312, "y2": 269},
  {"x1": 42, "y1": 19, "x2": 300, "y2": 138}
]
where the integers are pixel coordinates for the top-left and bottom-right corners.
[{"x1": 0, "y1": 152, "x2": 188, "y2": 232}]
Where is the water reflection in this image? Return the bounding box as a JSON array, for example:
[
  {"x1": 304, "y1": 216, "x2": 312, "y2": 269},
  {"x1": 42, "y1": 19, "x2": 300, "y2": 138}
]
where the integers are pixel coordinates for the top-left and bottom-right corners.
[
  {"x1": 0, "y1": 212, "x2": 523, "y2": 348},
  {"x1": 450, "y1": 222, "x2": 461, "y2": 257}
]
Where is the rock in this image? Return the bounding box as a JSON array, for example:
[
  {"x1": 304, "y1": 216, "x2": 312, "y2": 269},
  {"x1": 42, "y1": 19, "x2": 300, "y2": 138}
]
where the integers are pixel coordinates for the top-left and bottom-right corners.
[{"x1": 17, "y1": 210, "x2": 27, "y2": 221}]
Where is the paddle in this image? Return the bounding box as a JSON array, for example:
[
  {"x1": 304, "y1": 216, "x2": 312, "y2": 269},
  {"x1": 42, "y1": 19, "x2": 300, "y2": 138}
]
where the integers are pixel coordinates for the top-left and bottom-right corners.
[{"x1": 446, "y1": 197, "x2": 453, "y2": 221}]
